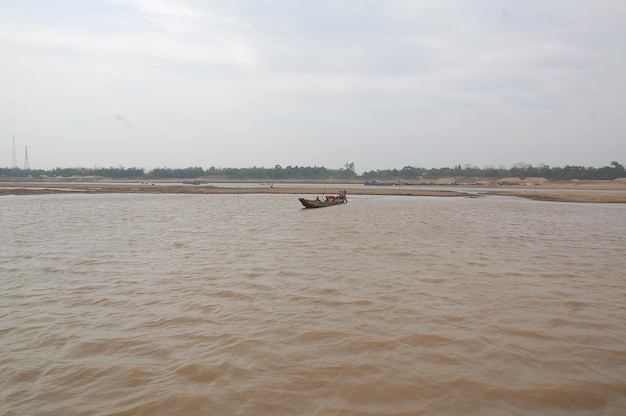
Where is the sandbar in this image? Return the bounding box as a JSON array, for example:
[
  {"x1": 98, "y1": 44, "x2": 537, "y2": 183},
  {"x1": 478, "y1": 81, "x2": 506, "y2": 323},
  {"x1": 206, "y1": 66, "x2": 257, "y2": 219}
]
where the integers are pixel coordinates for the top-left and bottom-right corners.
[{"x1": 1, "y1": 181, "x2": 625, "y2": 203}]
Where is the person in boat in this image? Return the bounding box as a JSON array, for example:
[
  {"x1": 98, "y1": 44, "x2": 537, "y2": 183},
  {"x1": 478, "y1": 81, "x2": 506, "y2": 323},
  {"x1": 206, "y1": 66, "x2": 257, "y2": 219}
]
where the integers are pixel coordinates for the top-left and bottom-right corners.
[{"x1": 315, "y1": 196, "x2": 320, "y2": 201}]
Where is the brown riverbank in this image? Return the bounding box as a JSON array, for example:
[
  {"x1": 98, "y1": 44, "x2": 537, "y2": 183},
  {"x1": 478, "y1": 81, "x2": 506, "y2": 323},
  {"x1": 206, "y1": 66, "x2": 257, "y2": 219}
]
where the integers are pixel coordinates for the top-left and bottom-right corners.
[
  {"x1": 485, "y1": 190, "x2": 626, "y2": 203},
  {"x1": 0, "y1": 182, "x2": 467, "y2": 198},
  {"x1": 1, "y1": 181, "x2": 626, "y2": 203}
]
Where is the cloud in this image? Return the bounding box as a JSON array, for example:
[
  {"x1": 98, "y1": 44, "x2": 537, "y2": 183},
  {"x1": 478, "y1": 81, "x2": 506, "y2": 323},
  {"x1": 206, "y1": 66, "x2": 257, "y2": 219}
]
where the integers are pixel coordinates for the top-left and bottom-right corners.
[{"x1": 0, "y1": 0, "x2": 624, "y2": 171}]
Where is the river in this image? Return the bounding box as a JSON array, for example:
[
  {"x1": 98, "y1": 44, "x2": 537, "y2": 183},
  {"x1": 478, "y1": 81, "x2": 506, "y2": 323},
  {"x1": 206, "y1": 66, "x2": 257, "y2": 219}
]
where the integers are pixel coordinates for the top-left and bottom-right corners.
[{"x1": 1, "y1": 193, "x2": 625, "y2": 415}]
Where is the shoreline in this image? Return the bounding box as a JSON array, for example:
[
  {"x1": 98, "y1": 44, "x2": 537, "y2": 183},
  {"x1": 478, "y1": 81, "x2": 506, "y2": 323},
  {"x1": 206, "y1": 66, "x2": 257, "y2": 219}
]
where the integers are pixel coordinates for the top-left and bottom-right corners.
[{"x1": 1, "y1": 181, "x2": 626, "y2": 203}]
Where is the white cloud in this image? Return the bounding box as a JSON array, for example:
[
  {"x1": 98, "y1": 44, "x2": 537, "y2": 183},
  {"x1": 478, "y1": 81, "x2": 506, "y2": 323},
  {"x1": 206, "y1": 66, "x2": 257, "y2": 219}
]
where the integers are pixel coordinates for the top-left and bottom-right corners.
[{"x1": 0, "y1": 0, "x2": 624, "y2": 171}]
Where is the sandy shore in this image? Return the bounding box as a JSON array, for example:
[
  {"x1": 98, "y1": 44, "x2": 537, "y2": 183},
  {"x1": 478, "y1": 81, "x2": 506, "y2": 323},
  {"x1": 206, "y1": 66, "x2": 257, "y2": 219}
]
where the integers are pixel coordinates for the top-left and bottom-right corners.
[
  {"x1": 1, "y1": 181, "x2": 626, "y2": 203},
  {"x1": 0, "y1": 182, "x2": 467, "y2": 198},
  {"x1": 484, "y1": 190, "x2": 626, "y2": 203}
]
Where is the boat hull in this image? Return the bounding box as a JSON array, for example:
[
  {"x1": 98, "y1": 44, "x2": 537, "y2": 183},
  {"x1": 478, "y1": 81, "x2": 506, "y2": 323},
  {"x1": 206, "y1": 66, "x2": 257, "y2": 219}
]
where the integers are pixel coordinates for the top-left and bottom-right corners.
[{"x1": 298, "y1": 197, "x2": 347, "y2": 209}]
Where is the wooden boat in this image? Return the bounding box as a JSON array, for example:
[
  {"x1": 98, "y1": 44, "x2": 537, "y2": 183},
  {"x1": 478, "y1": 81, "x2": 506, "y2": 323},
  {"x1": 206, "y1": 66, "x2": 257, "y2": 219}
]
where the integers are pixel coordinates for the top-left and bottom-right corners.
[{"x1": 299, "y1": 190, "x2": 348, "y2": 208}]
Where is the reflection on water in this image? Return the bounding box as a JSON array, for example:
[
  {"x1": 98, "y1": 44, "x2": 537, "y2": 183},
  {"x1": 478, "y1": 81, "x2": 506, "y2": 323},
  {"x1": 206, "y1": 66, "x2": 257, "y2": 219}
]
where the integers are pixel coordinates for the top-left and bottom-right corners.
[{"x1": 1, "y1": 193, "x2": 625, "y2": 415}]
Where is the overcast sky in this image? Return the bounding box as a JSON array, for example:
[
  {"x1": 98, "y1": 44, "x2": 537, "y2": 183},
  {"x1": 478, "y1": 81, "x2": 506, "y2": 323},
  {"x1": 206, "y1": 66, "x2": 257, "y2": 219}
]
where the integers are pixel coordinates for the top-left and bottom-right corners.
[{"x1": 1, "y1": 0, "x2": 625, "y2": 172}]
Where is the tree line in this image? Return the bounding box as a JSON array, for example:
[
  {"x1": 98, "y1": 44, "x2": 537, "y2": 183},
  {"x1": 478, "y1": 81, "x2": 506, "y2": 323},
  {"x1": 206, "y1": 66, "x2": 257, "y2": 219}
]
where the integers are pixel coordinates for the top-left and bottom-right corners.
[
  {"x1": 361, "y1": 161, "x2": 625, "y2": 181},
  {"x1": 1, "y1": 161, "x2": 624, "y2": 181}
]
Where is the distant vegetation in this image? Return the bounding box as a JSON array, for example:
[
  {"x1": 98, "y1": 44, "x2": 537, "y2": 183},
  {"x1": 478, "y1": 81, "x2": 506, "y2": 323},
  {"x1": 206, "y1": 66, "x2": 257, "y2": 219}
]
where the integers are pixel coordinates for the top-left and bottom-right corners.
[
  {"x1": 1, "y1": 161, "x2": 624, "y2": 181},
  {"x1": 362, "y1": 161, "x2": 625, "y2": 181}
]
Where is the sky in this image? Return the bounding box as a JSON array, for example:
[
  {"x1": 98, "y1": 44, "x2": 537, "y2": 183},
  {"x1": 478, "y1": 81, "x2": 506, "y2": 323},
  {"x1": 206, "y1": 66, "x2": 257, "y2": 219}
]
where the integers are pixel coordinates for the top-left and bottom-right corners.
[{"x1": 1, "y1": 0, "x2": 625, "y2": 173}]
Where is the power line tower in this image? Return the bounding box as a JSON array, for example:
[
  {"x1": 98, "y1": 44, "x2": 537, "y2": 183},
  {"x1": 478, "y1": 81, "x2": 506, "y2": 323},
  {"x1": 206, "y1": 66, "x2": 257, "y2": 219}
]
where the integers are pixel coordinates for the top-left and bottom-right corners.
[
  {"x1": 12, "y1": 137, "x2": 18, "y2": 168},
  {"x1": 24, "y1": 145, "x2": 30, "y2": 170}
]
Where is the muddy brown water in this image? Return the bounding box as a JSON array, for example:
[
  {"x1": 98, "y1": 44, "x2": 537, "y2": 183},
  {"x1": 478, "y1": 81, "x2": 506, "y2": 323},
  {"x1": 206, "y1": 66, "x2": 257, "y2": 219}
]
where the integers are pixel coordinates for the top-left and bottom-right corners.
[{"x1": 2, "y1": 193, "x2": 625, "y2": 415}]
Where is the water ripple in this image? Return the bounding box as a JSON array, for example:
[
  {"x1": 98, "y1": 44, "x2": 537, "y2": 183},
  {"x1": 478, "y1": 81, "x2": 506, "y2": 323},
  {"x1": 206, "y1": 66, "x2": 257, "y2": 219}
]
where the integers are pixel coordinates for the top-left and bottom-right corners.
[{"x1": 1, "y1": 194, "x2": 625, "y2": 415}]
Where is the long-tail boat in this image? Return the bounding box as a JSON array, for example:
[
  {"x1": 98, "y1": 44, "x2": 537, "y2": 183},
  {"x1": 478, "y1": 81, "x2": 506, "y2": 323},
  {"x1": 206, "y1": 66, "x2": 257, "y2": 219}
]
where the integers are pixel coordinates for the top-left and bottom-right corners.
[{"x1": 298, "y1": 190, "x2": 348, "y2": 208}]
